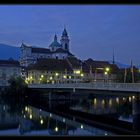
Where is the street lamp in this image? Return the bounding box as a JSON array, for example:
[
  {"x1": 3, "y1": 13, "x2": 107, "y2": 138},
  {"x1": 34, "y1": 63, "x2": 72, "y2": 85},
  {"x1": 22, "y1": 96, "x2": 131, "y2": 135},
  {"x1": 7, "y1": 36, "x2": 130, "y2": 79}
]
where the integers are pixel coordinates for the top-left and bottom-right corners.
[{"x1": 104, "y1": 67, "x2": 110, "y2": 83}]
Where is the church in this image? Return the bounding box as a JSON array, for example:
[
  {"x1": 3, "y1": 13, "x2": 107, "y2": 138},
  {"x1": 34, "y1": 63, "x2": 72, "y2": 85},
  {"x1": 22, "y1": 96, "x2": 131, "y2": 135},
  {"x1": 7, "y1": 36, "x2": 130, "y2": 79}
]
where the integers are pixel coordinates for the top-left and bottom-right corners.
[{"x1": 20, "y1": 28, "x2": 74, "y2": 67}]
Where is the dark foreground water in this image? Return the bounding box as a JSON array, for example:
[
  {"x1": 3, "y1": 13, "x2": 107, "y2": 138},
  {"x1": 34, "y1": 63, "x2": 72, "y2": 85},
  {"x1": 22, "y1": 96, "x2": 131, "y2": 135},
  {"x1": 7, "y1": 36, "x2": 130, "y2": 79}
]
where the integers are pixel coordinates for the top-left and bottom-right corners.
[{"x1": 0, "y1": 91, "x2": 136, "y2": 136}]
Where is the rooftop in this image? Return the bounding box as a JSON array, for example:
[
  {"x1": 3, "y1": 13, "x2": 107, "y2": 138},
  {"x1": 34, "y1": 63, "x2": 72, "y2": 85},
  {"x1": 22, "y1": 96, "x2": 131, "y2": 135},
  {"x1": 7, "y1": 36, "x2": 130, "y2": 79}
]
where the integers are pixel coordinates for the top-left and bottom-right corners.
[{"x1": 28, "y1": 58, "x2": 73, "y2": 72}]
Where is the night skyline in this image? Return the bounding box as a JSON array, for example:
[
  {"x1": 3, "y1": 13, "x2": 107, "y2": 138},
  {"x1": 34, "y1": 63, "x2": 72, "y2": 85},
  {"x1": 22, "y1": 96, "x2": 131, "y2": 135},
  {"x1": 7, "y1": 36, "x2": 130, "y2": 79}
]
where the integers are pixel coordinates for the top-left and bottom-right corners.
[{"x1": 0, "y1": 5, "x2": 140, "y2": 65}]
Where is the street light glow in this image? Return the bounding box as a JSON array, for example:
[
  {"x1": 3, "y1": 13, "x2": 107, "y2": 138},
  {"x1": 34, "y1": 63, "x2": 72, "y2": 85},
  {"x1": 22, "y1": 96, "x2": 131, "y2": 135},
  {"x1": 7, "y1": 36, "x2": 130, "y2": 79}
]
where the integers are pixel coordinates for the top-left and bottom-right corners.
[
  {"x1": 106, "y1": 67, "x2": 110, "y2": 72},
  {"x1": 104, "y1": 71, "x2": 108, "y2": 75},
  {"x1": 40, "y1": 119, "x2": 44, "y2": 125},
  {"x1": 55, "y1": 73, "x2": 59, "y2": 76},
  {"x1": 74, "y1": 70, "x2": 81, "y2": 74},
  {"x1": 55, "y1": 126, "x2": 58, "y2": 132}
]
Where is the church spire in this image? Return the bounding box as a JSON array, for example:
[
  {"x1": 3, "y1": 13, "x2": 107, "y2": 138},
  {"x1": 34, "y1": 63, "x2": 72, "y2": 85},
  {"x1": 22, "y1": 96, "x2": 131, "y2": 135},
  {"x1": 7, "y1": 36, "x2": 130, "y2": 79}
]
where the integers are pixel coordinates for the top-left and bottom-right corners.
[
  {"x1": 62, "y1": 28, "x2": 68, "y2": 37},
  {"x1": 112, "y1": 49, "x2": 115, "y2": 64},
  {"x1": 54, "y1": 34, "x2": 57, "y2": 42}
]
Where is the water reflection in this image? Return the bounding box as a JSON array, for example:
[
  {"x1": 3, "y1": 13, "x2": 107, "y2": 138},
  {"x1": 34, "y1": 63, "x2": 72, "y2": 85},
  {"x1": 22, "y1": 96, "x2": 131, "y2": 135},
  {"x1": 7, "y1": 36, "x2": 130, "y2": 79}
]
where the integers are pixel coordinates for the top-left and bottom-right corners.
[
  {"x1": 70, "y1": 94, "x2": 133, "y2": 122},
  {"x1": 0, "y1": 97, "x2": 115, "y2": 136}
]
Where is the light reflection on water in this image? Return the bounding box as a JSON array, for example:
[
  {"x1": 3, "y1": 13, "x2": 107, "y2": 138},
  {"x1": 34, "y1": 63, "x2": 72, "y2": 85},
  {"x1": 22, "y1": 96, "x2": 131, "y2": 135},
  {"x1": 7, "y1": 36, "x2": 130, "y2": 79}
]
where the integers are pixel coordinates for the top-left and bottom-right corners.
[
  {"x1": 0, "y1": 92, "x2": 137, "y2": 136},
  {"x1": 70, "y1": 94, "x2": 133, "y2": 122},
  {"x1": 0, "y1": 97, "x2": 115, "y2": 136}
]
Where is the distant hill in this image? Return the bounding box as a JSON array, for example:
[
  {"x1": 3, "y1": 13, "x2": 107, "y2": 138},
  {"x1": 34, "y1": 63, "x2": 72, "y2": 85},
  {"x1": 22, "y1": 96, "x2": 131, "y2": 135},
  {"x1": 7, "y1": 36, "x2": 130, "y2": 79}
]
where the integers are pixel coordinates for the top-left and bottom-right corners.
[{"x1": 0, "y1": 43, "x2": 20, "y2": 60}]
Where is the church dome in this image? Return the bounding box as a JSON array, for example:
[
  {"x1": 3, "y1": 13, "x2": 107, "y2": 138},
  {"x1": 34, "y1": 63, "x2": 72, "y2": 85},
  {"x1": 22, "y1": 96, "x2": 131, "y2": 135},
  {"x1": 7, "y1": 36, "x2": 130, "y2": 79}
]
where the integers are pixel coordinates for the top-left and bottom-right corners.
[{"x1": 49, "y1": 34, "x2": 61, "y2": 48}]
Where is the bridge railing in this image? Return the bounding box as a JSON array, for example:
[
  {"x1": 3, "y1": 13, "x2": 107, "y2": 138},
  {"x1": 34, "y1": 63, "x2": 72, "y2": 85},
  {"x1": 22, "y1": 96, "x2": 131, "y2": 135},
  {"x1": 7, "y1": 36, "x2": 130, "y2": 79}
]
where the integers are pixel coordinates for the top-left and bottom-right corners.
[{"x1": 28, "y1": 82, "x2": 140, "y2": 92}]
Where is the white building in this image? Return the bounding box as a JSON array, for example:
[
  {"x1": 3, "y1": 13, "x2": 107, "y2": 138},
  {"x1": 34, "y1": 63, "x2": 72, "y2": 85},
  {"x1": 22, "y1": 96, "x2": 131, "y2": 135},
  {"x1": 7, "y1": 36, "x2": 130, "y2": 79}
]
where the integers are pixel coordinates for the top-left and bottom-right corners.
[
  {"x1": 20, "y1": 28, "x2": 73, "y2": 67},
  {"x1": 0, "y1": 59, "x2": 21, "y2": 86}
]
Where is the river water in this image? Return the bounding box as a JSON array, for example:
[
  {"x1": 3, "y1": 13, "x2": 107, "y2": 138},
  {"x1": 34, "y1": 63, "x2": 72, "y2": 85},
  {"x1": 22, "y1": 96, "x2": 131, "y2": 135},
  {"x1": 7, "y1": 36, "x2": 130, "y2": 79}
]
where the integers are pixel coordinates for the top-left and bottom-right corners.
[{"x1": 0, "y1": 91, "x2": 136, "y2": 136}]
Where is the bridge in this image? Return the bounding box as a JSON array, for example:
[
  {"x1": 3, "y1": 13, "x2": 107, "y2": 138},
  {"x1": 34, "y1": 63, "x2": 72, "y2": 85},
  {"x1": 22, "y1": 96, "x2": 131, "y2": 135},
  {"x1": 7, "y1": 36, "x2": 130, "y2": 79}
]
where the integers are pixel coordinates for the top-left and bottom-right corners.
[
  {"x1": 28, "y1": 83, "x2": 140, "y2": 94},
  {"x1": 28, "y1": 82, "x2": 140, "y2": 133}
]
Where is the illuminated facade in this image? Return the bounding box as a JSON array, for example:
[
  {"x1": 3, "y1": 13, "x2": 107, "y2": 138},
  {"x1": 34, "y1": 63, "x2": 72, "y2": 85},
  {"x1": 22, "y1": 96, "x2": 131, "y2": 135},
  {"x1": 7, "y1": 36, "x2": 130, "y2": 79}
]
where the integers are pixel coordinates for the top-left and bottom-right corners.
[
  {"x1": 26, "y1": 58, "x2": 84, "y2": 84},
  {"x1": 20, "y1": 28, "x2": 73, "y2": 67}
]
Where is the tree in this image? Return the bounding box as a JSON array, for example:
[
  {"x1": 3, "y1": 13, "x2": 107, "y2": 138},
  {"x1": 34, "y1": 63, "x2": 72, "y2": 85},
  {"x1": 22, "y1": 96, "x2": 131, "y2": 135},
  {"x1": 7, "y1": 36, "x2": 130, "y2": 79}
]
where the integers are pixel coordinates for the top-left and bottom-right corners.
[{"x1": 8, "y1": 76, "x2": 28, "y2": 95}]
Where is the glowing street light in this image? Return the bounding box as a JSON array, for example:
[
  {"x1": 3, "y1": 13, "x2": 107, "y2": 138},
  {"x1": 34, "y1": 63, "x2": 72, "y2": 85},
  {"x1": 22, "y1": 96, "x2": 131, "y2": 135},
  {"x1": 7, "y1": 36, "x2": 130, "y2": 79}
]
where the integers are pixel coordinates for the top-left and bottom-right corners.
[
  {"x1": 55, "y1": 73, "x2": 59, "y2": 76},
  {"x1": 41, "y1": 75, "x2": 44, "y2": 78},
  {"x1": 40, "y1": 119, "x2": 44, "y2": 125},
  {"x1": 55, "y1": 126, "x2": 58, "y2": 132},
  {"x1": 74, "y1": 70, "x2": 81, "y2": 74},
  {"x1": 29, "y1": 114, "x2": 32, "y2": 119},
  {"x1": 50, "y1": 76, "x2": 53, "y2": 80},
  {"x1": 104, "y1": 71, "x2": 108, "y2": 75},
  {"x1": 105, "y1": 67, "x2": 110, "y2": 72}
]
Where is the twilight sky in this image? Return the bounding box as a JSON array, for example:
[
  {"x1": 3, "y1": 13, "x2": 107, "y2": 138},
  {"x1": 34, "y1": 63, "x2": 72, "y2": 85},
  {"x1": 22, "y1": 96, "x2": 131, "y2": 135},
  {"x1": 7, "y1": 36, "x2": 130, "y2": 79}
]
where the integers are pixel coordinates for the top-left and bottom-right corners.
[{"x1": 0, "y1": 5, "x2": 140, "y2": 65}]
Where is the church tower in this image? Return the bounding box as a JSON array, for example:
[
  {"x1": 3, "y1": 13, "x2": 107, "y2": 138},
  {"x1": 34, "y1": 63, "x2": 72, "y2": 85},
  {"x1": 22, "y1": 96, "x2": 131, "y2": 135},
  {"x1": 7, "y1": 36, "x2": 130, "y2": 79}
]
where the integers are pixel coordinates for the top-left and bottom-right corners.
[{"x1": 60, "y1": 28, "x2": 69, "y2": 51}]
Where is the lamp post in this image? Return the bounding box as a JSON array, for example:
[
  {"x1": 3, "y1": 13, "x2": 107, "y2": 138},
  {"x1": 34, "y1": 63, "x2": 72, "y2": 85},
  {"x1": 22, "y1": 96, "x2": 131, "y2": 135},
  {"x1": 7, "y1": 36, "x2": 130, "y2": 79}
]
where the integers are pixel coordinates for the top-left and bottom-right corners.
[{"x1": 104, "y1": 67, "x2": 110, "y2": 83}]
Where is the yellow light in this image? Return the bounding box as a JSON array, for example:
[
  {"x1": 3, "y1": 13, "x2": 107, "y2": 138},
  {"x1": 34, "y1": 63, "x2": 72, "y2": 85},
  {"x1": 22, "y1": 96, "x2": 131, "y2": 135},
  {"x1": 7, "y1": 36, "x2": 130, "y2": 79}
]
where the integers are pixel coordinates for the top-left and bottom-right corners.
[
  {"x1": 69, "y1": 76, "x2": 71, "y2": 79},
  {"x1": 29, "y1": 76, "x2": 33, "y2": 80},
  {"x1": 47, "y1": 80, "x2": 50, "y2": 83},
  {"x1": 55, "y1": 73, "x2": 59, "y2": 76},
  {"x1": 63, "y1": 75, "x2": 67, "y2": 79},
  {"x1": 50, "y1": 76, "x2": 52, "y2": 80},
  {"x1": 80, "y1": 124, "x2": 84, "y2": 129},
  {"x1": 132, "y1": 96, "x2": 135, "y2": 99},
  {"x1": 55, "y1": 126, "x2": 58, "y2": 132},
  {"x1": 102, "y1": 99, "x2": 105, "y2": 105},
  {"x1": 116, "y1": 97, "x2": 119, "y2": 104},
  {"x1": 75, "y1": 70, "x2": 80, "y2": 74},
  {"x1": 25, "y1": 106, "x2": 28, "y2": 111},
  {"x1": 106, "y1": 67, "x2": 110, "y2": 72},
  {"x1": 29, "y1": 114, "x2": 32, "y2": 119},
  {"x1": 81, "y1": 73, "x2": 84, "y2": 77},
  {"x1": 41, "y1": 75, "x2": 44, "y2": 78},
  {"x1": 129, "y1": 96, "x2": 132, "y2": 102},
  {"x1": 109, "y1": 99, "x2": 112, "y2": 107},
  {"x1": 40, "y1": 119, "x2": 44, "y2": 125},
  {"x1": 94, "y1": 98, "x2": 97, "y2": 105},
  {"x1": 104, "y1": 71, "x2": 108, "y2": 75}
]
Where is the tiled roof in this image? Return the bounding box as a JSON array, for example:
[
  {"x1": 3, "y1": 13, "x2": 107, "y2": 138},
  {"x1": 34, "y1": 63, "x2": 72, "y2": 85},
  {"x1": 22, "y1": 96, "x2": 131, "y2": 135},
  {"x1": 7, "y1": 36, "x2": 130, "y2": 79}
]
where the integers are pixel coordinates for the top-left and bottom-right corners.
[
  {"x1": 27, "y1": 58, "x2": 73, "y2": 72},
  {"x1": 54, "y1": 48, "x2": 73, "y2": 56},
  {"x1": 0, "y1": 59, "x2": 20, "y2": 67},
  {"x1": 82, "y1": 58, "x2": 119, "y2": 73},
  {"x1": 31, "y1": 47, "x2": 51, "y2": 54},
  {"x1": 54, "y1": 48, "x2": 68, "y2": 53},
  {"x1": 67, "y1": 57, "x2": 82, "y2": 69}
]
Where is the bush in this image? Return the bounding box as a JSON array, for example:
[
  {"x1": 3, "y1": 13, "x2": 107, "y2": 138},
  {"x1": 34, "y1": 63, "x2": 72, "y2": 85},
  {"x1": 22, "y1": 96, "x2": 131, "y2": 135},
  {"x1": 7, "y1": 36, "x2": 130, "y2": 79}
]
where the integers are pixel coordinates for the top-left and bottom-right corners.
[{"x1": 8, "y1": 76, "x2": 28, "y2": 95}]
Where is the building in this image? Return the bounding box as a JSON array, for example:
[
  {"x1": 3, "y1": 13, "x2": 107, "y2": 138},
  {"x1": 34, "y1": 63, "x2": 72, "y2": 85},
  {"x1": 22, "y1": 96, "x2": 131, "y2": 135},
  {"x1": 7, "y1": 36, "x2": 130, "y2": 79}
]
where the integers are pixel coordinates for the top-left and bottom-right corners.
[
  {"x1": 19, "y1": 28, "x2": 119, "y2": 83},
  {"x1": 0, "y1": 58, "x2": 21, "y2": 86},
  {"x1": 82, "y1": 58, "x2": 119, "y2": 83},
  {"x1": 20, "y1": 28, "x2": 74, "y2": 67},
  {"x1": 26, "y1": 57, "x2": 84, "y2": 84}
]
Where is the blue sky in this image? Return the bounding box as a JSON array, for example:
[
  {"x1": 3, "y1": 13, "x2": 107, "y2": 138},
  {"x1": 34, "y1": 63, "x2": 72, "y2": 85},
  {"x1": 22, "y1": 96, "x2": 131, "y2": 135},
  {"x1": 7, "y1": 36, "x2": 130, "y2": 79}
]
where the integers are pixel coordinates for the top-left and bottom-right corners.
[{"x1": 0, "y1": 5, "x2": 140, "y2": 65}]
